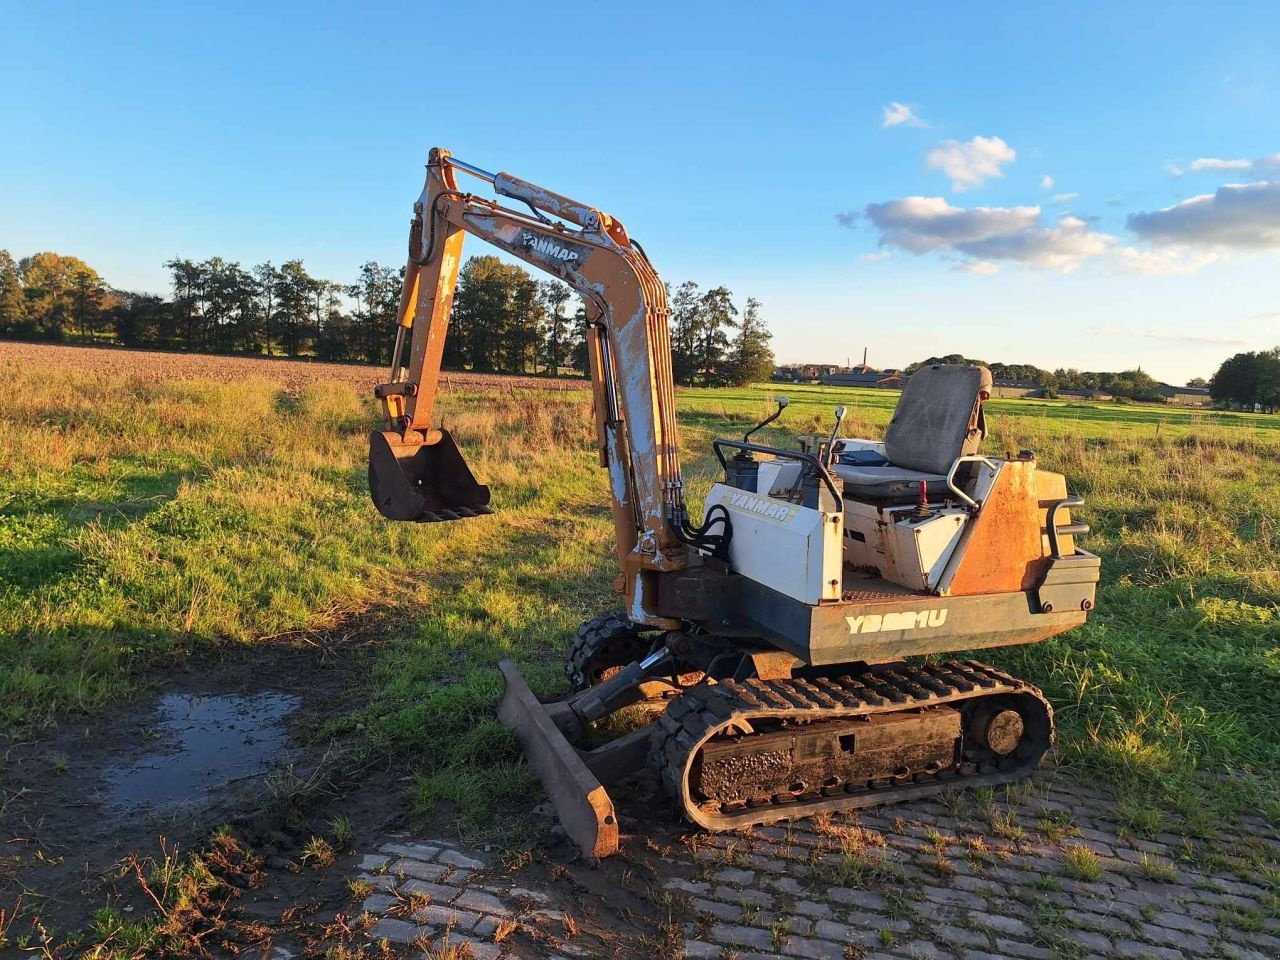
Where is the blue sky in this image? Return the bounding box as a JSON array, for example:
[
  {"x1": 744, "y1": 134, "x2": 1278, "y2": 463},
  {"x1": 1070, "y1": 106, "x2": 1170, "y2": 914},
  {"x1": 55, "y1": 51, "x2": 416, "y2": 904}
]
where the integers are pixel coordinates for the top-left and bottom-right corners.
[{"x1": 3, "y1": 1, "x2": 1278, "y2": 383}]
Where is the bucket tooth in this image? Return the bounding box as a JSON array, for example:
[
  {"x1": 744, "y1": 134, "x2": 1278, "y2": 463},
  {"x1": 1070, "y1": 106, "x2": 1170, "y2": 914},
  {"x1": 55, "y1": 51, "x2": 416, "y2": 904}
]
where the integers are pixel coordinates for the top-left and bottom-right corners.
[
  {"x1": 496, "y1": 659, "x2": 619, "y2": 859},
  {"x1": 368, "y1": 428, "x2": 492, "y2": 523}
]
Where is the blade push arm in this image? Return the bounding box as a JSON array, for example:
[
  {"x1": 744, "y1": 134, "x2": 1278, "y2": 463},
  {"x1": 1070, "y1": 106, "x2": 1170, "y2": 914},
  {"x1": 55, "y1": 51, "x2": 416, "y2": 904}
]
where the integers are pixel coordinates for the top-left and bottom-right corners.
[{"x1": 375, "y1": 148, "x2": 688, "y2": 624}]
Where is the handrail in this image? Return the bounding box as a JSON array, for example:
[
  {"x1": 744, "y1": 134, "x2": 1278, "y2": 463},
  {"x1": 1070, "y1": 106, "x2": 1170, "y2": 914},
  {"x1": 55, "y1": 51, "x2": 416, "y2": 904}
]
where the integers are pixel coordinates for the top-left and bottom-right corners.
[
  {"x1": 1046, "y1": 495, "x2": 1089, "y2": 558},
  {"x1": 712, "y1": 439, "x2": 843, "y2": 512},
  {"x1": 945, "y1": 455, "x2": 1000, "y2": 511}
]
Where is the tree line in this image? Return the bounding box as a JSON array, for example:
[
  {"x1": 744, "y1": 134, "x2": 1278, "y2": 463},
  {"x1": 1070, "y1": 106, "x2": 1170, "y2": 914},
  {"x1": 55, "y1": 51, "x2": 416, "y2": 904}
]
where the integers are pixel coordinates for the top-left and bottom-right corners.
[
  {"x1": 1210, "y1": 348, "x2": 1280, "y2": 412},
  {"x1": 0, "y1": 250, "x2": 773, "y2": 386},
  {"x1": 908, "y1": 354, "x2": 1183, "y2": 401}
]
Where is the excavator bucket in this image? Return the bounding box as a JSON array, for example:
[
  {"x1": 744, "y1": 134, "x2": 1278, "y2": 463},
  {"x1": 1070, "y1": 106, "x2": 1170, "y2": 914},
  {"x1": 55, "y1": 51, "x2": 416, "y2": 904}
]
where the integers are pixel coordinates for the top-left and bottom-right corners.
[
  {"x1": 368, "y1": 428, "x2": 492, "y2": 522},
  {"x1": 496, "y1": 659, "x2": 620, "y2": 859}
]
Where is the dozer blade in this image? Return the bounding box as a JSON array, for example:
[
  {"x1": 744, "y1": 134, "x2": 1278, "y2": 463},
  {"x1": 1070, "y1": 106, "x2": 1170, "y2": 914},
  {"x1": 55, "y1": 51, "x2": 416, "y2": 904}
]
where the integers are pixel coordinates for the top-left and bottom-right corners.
[
  {"x1": 368, "y1": 428, "x2": 492, "y2": 522},
  {"x1": 496, "y1": 659, "x2": 619, "y2": 859}
]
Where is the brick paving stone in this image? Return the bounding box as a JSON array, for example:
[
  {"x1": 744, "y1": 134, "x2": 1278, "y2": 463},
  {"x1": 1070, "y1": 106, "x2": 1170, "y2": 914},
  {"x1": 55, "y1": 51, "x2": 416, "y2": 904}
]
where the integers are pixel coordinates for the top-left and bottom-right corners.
[
  {"x1": 1062, "y1": 908, "x2": 1131, "y2": 936},
  {"x1": 666, "y1": 877, "x2": 711, "y2": 895},
  {"x1": 921, "y1": 886, "x2": 987, "y2": 910},
  {"x1": 785, "y1": 934, "x2": 865, "y2": 959},
  {"x1": 1137, "y1": 922, "x2": 1213, "y2": 953},
  {"x1": 1111, "y1": 940, "x2": 1186, "y2": 960},
  {"x1": 390, "y1": 858, "x2": 449, "y2": 882},
  {"x1": 794, "y1": 899, "x2": 834, "y2": 918},
  {"x1": 400, "y1": 878, "x2": 457, "y2": 902},
  {"x1": 715, "y1": 866, "x2": 756, "y2": 885},
  {"x1": 992, "y1": 938, "x2": 1051, "y2": 960},
  {"x1": 709, "y1": 922, "x2": 775, "y2": 951},
  {"x1": 692, "y1": 897, "x2": 740, "y2": 921},
  {"x1": 356, "y1": 854, "x2": 389, "y2": 871},
  {"x1": 471, "y1": 915, "x2": 501, "y2": 937},
  {"x1": 713, "y1": 884, "x2": 772, "y2": 907},
  {"x1": 1069, "y1": 896, "x2": 1142, "y2": 923},
  {"x1": 450, "y1": 889, "x2": 509, "y2": 915},
  {"x1": 378, "y1": 842, "x2": 440, "y2": 860},
  {"x1": 369, "y1": 917, "x2": 424, "y2": 944},
  {"x1": 950, "y1": 874, "x2": 1001, "y2": 895},
  {"x1": 827, "y1": 888, "x2": 890, "y2": 911},
  {"x1": 358, "y1": 873, "x2": 397, "y2": 891},
  {"x1": 934, "y1": 924, "x2": 991, "y2": 948},
  {"x1": 898, "y1": 940, "x2": 960, "y2": 959},
  {"x1": 1150, "y1": 909, "x2": 1216, "y2": 936},
  {"x1": 360, "y1": 893, "x2": 395, "y2": 915},
  {"x1": 683, "y1": 941, "x2": 720, "y2": 959},
  {"x1": 414, "y1": 903, "x2": 483, "y2": 930},
  {"x1": 1218, "y1": 944, "x2": 1276, "y2": 960},
  {"x1": 437, "y1": 849, "x2": 484, "y2": 869},
  {"x1": 1070, "y1": 929, "x2": 1112, "y2": 953},
  {"x1": 968, "y1": 911, "x2": 1033, "y2": 938},
  {"x1": 770, "y1": 875, "x2": 806, "y2": 896}
]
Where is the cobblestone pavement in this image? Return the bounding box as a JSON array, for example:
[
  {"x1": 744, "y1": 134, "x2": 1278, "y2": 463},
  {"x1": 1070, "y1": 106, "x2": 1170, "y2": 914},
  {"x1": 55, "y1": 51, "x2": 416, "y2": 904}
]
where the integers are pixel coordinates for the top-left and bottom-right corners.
[{"x1": 350, "y1": 771, "x2": 1280, "y2": 960}]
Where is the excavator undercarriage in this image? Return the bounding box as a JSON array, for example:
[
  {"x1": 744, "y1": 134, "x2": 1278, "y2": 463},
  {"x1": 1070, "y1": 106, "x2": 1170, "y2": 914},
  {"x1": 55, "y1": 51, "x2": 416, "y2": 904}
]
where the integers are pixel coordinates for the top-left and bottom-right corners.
[{"x1": 370, "y1": 148, "x2": 1101, "y2": 858}]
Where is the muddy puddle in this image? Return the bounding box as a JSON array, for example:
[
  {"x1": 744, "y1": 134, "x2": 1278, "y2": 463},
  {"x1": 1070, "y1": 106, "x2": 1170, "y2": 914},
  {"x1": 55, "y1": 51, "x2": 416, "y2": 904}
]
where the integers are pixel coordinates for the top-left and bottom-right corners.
[{"x1": 102, "y1": 691, "x2": 301, "y2": 812}]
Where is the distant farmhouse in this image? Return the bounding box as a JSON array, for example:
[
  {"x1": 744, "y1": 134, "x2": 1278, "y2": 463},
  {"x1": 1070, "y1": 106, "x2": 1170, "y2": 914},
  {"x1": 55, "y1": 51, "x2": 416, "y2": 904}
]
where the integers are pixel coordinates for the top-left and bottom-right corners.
[
  {"x1": 821, "y1": 368, "x2": 906, "y2": 390},
  {"x1": 1156, "y1": 384, "x2": 1212, "y2": 405}
]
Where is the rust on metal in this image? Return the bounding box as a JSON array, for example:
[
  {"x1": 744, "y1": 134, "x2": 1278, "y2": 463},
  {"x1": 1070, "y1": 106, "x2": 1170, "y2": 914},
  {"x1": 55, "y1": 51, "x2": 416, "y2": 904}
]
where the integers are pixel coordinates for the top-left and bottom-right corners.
[
  {"x1": 947, "y1": 461, "x2": 1046, "y2": 595},
  {"x1": 495, "y1": 659, "x2": 619, "y2": 859}
]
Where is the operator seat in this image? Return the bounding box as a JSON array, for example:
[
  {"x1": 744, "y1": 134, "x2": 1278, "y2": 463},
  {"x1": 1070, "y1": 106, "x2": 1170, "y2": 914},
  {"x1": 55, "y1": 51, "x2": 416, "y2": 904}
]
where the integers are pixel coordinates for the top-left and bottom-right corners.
[{"x1": 833, "y1": 364, "x2": 992, "y2": 502}]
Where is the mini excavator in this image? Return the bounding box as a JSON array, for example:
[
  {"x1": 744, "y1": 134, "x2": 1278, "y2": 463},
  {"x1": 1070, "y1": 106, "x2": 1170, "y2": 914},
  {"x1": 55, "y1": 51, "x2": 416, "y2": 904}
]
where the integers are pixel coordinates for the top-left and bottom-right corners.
[{"x1": 370, "y1": 149, "x2": 1101, "y2": 858}]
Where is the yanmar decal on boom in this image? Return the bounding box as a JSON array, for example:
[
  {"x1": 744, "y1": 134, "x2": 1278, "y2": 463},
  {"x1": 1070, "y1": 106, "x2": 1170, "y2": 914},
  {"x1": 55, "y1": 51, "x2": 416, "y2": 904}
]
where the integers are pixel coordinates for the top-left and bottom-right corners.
[{"x1": 519, "y1": 230, "x2": 587, "y2": 267}]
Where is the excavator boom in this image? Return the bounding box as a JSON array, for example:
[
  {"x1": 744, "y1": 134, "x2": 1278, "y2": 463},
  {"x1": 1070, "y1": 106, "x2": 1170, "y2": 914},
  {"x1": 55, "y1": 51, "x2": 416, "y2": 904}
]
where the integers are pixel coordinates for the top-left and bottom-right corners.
[{"x1": 371, "y1": 148, "x2": 687, "y2": 625}]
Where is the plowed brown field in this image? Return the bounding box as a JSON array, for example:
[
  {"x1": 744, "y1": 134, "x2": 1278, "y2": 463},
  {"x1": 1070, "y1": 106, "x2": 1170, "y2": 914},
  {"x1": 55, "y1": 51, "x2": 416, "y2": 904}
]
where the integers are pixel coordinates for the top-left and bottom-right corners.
[{"x1": 1, "y1": 341, "x2": 590, "y2": 393}]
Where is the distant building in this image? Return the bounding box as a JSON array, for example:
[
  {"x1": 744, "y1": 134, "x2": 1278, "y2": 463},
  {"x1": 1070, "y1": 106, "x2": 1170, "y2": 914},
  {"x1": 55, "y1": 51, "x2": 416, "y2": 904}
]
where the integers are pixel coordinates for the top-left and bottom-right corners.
[
  {"x1": 1157, "y1": 384, "x2": 1212, "y2": 405},
  {"x1": 1058, "y1": 388, "x2": 1113, "y2": 401},
  {"x1": 991, "y1": 379, "x2": 1040, "y2": 399},
  {"x1": 773, "y1": 363, "x2": 847, "y2": 382},
  {"x1": 821, "y1": 369, "x2": 905, "y2": 390}
]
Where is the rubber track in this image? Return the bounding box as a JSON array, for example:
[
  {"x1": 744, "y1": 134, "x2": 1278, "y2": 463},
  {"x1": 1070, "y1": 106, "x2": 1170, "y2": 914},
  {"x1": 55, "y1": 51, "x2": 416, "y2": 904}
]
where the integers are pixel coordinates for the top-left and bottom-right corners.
[{"x1": 650, "y1": 660, "x2": 1054, "y2": 831}]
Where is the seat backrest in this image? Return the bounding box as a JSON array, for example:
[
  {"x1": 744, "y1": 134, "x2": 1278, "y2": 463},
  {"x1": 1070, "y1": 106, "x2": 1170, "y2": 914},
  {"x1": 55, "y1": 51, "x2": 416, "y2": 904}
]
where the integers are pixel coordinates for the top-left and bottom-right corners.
[{"x1": 883, "y1": 364, "x2": 992, "y2": 474}]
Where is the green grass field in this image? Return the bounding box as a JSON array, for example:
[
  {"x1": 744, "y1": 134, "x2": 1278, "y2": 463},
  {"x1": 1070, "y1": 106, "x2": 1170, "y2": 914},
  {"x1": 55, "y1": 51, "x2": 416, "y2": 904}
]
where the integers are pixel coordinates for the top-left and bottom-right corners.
[{"x1": 2, "y1": 350, "x2": 1278, "y2": 837}]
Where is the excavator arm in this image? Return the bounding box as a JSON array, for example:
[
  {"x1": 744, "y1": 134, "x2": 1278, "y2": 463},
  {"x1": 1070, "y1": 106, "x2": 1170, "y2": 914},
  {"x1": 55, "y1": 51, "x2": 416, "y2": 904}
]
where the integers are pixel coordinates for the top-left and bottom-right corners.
[{"x1": 370, "y1": 148, "x2": 689, "y2": 625}]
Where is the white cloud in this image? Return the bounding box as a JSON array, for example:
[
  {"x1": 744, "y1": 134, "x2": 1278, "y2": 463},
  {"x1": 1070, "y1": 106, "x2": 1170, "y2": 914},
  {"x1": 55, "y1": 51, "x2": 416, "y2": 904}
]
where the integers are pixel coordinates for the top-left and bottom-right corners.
[
  {"x1": 924, "y1": 136, "x2": 1016, "y2": 191},
  {"x1": 834, "y1": 211, "x2": 860, "y2": 228},
  {"x1": 1051, "y1": 192, "x2": 1080, "y2": 204},
  {"x1": 958, "y1": 260, "x2": 1000, "y2": 275},
  {"x1": 882, "y1": 102, "x2": 926, "y2": 128},
  {"x1": 1040, "y1": 175, "x2": 1055, "y2": 190},
  {"x1": 1189, "y1": 158, "x2": 1253, "y2": 172},
  {"x1": 1127, "y1": 181, "x2": 1280, "y2": 248},
  {"x1": 1256, "y1": 311, "x2": 1280, "y2": 323},
  {"x1": 1170, "y1": 154, "x2": 1280, "y2": 177},
  {"x1": 862, "y1": 196, "x2": 1110, "y2": 271},
  {"x1": 1111, "y1": 246, "x2": 1222, "y2": 275},
  {"x1": 1143, "y1": 330, "x2": 1249, "y2": 346},
  {"x1": 861, "y1": 251, "x2": 892, "y2": 262}
]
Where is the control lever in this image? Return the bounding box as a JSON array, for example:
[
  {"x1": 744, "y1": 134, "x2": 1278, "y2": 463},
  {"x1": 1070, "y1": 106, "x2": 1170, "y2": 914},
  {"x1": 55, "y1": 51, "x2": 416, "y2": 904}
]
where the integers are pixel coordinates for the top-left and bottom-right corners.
[
  {"x1": 744, "y1": 396, "x2": 789, "y2": 442},
  {"x1": 826, "y1": 405, "x2": 847, "y2": 466}
]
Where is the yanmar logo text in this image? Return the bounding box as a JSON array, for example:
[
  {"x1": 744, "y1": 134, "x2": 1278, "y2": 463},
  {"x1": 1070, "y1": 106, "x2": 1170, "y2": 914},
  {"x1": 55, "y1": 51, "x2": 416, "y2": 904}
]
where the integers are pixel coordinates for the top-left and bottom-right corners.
[
  {"x1": 847, "y1": 609, "x2": 948, "y2": 634},
  {"x1": 728, "y1": 492, "x2": 792, "y2": 521},
  {"x1": 521, "y1": 231, "x2": 580, "y2": 263}
]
